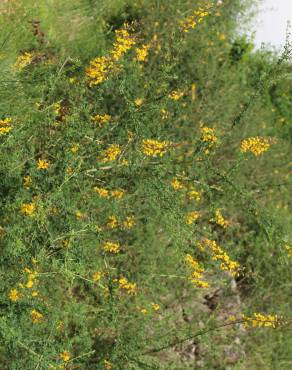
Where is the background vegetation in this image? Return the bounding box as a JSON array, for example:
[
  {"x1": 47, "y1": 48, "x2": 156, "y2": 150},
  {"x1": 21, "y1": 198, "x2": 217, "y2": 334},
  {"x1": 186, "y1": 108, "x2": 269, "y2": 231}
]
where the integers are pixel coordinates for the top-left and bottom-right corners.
[{"x1": 0, "y1": 0, "x2": 291, "y2": 369}]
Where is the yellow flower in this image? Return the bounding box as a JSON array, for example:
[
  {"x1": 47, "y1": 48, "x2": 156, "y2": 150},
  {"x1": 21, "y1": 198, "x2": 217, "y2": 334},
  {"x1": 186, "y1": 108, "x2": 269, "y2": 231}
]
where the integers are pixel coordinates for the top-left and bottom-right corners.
[
  {"x1": 94, "y1": 187, "x2": 110, "y2": 198},
  {"x1": 111, "y1": 28, "x2": 136, "y2": 61},
  {"x1": 106, "y1": 215, "x2": 119, "y2": 229},
  {"x1": 168, "y1": 90, "x2": 184, "y2": 101},
  {"x1": 23, "y1": 175, "x2": 32, "y2": 188},
  {"x1": 13, "y1": 52, "x2": 33, "y2": 71},
  {"x1": 139, "y1": 308, "x2": 148, "y2": 314},
  {"x1": 151, "y1": 303, "x2": 160, "y2": 311},
  {"x1": 118, "y1": 277, "x2": 137, "y2": 295},
  {"x1": 102, "y1": 241, "x2": 121, "y2": 254},
  {"x1": 70, "y1": 144, "x2": 79, "y2": 153},
  {"x1": 185, "y1": 211, "x2": 200, "y2": 225},
  {"x1": 179, "y1": 6, "x2": 211, "y2": 33},
  {"x1": 86, "y1": 56, "x2": 113, "y2": 86},
  {"x1": 142, "y1": 139, "x2": 168, "y2": 157},
  {"x1": 171, "y1": 178, "x2": 185, "y2": 190},
  {"x1": 201, "y1": 239, "x2": 240, "y2": 277},
  {"x1": 134, "y1": 98, "x2": 144, "y2": 106},
  {"x1": 212, "y1": 209, "x2": 230, "y2": 228},
  {"x1": 0, "y1": 118, "x2": 12, "y2": 135},
  {"x1": 123, "y1": 216, "x2": 136, "y2": 229},
  {"x1": 240, "y1": 136, "x2": 273, "y2": 156},
  {"x1": 86, "y1": 27, "x2": 135, "y2": 87},
  {"x1": 9, "y1": 289, "x2": 21, "y2": 301},
  {"x1": 135, "y1": 44, "x2": 150, "y2": 62},
  {"x1": 60, "y1": 351, "x2": 71, "y2": 362},
  {"x1": 285, "y1": 245, "x2": 292, "y2": 257},
  {"x1": 187, "y1": 190, "x2": 201, "y2": 201},
  {"x1": 37, "y1": 158, "x2": 50, "y2": 170},
  {"x1": 31, "y1": 309, "x2": 44, "y2": 324},
  {"x1": 92, "y1": 271, "x2": 103, "y2": 282},
  {"x1": 20, "y1": 202, "x2": 36, "y2": 216},
  {"x1": 242, "y1": 313, "x2": 279, "y2": 329},
  {"x1": 111, "y1": 189, "x2": 125, "y2": 199},
  {"x1": 91, "y1": 114, "x2": 111, "y2": 128},
  {"x1": 100, "y1": 144, "x2": 121, "y2": 162},
  {"x1": 200, "y1": 126, "x2": 217, "y2": 144},
  {"x1": 185, "y1": 254, "x2": 209, "y2": 288}
]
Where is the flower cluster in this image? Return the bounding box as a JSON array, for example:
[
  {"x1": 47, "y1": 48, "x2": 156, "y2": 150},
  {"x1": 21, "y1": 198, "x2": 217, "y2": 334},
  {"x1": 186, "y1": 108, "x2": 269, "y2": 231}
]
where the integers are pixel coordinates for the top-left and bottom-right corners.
[
  {"x1": 100, "y1": 144, "x2": 121, "y2": 162},
  {"x1": 185, "y1": 254, "x2": 209, "y2": 288},
  {"x1": 185, "y1": 211, "x2": 200, "y2": 225},
  {"x1": 31, "y1": 309, "x2": 44, "y2": 324},
  {"x1": 118, "y1": 277, "x2": 137, "y2": 295},
  {"x1": 179, "y1": 5, "x2": 212, "y2": 33},
  {"x1": 199, "y1": 239, "x2": 240, "y2": 277},
  {"x1": 86, "y1": 27, "x2": 135, "y2": 86},
  {"x1": 20, "y1": 202, "x2": 36, "y2": 216},
  {"x1": 94, "y1": 187, "x2": 125, "y2": 199},
  {"x1": 240, "y1": 136, "x2": 272, "y2": 156},
  {"x1": 135, "y1": 43, "x2": 151, "y2": 62},
  {"x1": 212, "y1": 209, "x2": 230, "y2": 228},
  {"x1": 102, "y1": 241, "x2": 121, "y2": 254},
  {"x1": 142, "y1": 139, "x2": 168, "y2": 157},
  {"x1": 37, "y1": 158, "x2": 50, "y2": 170},
  {"x1": 200, "y1": 126, "x2": 218, "y2": 152},
  {"x1": 91, "y1": 113, "x2": 111, "y2": 128},
  {"x1": 13, "y1": 52, "x2": 33, "y2": 71},
  {"x1": 241, "y1": 313, "x2": 280, "y2": 329},
  {"x1": 0, "y1": 118, "x2": 12, "y2": 135},
  {"x1": 168, "y1": 90, "x2": 184, "y2": 101}
]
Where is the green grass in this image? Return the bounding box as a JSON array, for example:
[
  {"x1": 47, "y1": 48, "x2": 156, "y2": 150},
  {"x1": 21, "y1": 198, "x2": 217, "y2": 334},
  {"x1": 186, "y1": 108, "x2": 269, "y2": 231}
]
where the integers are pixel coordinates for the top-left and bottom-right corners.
[{"x1": 0, "y1": 0, "x2": 291, "y2": 369}]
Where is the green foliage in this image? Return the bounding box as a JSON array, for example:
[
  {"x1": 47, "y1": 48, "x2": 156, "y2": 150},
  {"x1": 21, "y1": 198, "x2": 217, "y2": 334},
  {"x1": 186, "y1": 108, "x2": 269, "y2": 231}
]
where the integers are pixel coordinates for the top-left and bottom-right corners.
[{"x1": 0, "y1": 0, "x2": 291, "y2": 369}]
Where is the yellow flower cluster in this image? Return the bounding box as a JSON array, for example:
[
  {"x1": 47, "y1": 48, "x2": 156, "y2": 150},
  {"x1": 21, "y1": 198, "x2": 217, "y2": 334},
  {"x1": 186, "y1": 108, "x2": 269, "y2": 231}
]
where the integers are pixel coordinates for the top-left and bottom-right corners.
[
  {"x1": 13, "y1": 52, "x2": 33, "y2": 71},
  {"x1": 20, "y1": 202, "x2": 36, "y2": 216},
  {"x1": 135, "y1": 43, "x2": 151, "y2": 62},
  {"x1": 171, "y1": 178, "x2": 185, "y2": 190},
  {"x1": 185, "y1": 254, "x2": 209, "y2": 288},
  {"x1": 118, "y1": 277, "x2": 137, "y2": 295},
  {"x1": 86, "y1": 56, "x2": 113, "y2": 86},
  {"x1": 111, "y1": 28, "x2": 136, "y2": 61},
  {"x1": 240, "y1": 136, "x2": 272, "y2": 156},
  {"x1": 285, "y1": 245, "x2": 292, "y2": 257},
  {"x1": 200, "y1": 126, "x2": 218, "y2": 153},
  {"x1": 0, "y1": 118, "x2": 12, "y2": 135},
  {"x1": 60, "y1": 351, "x2": 71, "y2": 362},
  {"x1": 23, "y1": 175, "x2": 32, "y2": 188},
  {"x1": 102, "y1": 241, "x2": 121, "y2": 254},
  {"x1": 91, "y1": 113, "x2": 111, "y2": 128},
  {"x1": 31, "y1": 309, "x2": 43, "y2": 324},
  {"x1": 179, "y1": 5, "x2": 212, "y2": 33},
  {"x1": 212, "y1": 209, "x2": 230, "y2": 228},
  {"x1": 100, "y1": 144, "x2": 121, "y2": 162},
  {"x1": 106, "y1": 215, "x2": 136, "y2": 230},
  {"x1": 94, "y1": 187, "x2": 125, "y2": 199},
  {"x1": 187, "y1": 190, "x2": 201, "y2": 202},
  {"x1": 241, "y1": 313, "x2": 279, "y2": 329},
  {"x1": 168, "y1": 90, "x2": 184, "y2": 101},
  {"x1": 200, "y1": 239, "x2": 240, "y2": 277},
  {"x1": 92, "y1": 271, "x2": 104, "y2": 282},
  {"x1": 37, "y1": 158, "x2": 50, "y2": 170},
  {"x1": 9, "y1": 288, "x2": 21, "y2": 301},
  {"x1": 185, "y1": 211, "x2": 200, "y2": 225},
  {"x1": 106, "y1": 215, "x2": 118, "y2": 229},
  {"x1": 86, "y1": 27, "x2": 135, "y2": 86},
  {"x1": 142, "y1": 139, "x2": 168, "y2": 157}
]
